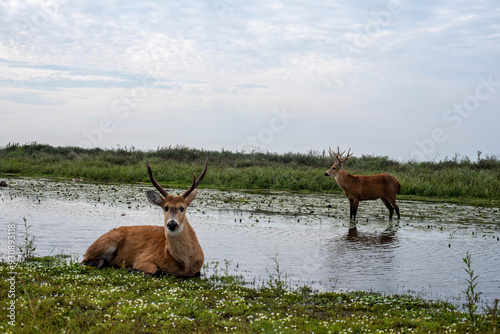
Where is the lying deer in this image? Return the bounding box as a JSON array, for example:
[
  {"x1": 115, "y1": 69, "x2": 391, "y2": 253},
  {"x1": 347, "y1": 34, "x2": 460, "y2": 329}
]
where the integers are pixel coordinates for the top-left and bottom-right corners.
[
  {"x1": 324, "y1": 147, "x2": 400, "y2": 220},
  {"x1": 82, "y1": 160, "x2": 207, "y2": 277}
]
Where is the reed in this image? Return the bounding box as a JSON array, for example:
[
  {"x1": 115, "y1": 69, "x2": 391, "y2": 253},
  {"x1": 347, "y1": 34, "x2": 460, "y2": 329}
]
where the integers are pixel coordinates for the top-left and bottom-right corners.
[{"x1": 1, "y1": 142, "x2": 499, "y2": 203}]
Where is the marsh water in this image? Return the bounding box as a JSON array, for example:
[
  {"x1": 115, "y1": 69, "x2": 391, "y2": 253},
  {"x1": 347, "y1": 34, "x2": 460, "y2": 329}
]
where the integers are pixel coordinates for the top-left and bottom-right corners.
[{"x1": 1, "y1": 177, "x2": 499, "y2": 308}]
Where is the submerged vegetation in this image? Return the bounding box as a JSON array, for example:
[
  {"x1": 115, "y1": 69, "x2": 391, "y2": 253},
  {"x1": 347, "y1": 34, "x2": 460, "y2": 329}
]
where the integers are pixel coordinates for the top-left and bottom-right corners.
[
  {"x1": 1, "y1": 143, "x2": 499, "y2": 204},
  {"x1": 1, "y1": 257, "x2": 499, "y2": 333}
]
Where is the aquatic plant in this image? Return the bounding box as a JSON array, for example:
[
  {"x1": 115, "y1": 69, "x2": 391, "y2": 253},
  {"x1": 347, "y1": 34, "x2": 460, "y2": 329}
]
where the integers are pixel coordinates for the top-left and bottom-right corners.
[
  {"x1": 266, "y1": 253, "x2": 288, "y2": 290},
  {"x1": 18, "y1": 216, "x2": 37, "y2": 261},
  {"x1": 463, "y1": 252, "x2": 482, "y2": 326},
  {"x1": 487, "y1": 299, "x2": 499, "y2": 334}
]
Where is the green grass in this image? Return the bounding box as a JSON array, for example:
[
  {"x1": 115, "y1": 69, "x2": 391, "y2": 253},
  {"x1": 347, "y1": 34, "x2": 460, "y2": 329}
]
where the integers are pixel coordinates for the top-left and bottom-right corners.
[
  {"x1": 1, "y1": 143, "x2": 499, "y2": 205},
  {"x1": 1, "y1": 257, "x2": 498, "y2": 333}
]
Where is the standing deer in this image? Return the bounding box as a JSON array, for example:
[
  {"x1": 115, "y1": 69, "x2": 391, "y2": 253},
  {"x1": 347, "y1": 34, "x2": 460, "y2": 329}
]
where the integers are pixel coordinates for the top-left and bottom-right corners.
[
  {"x1": 82, "y1": 160, "x2": 208, "y2": 277},
  {"x1": 324, "y1": 147, "x2": 400, "y2": 220}
]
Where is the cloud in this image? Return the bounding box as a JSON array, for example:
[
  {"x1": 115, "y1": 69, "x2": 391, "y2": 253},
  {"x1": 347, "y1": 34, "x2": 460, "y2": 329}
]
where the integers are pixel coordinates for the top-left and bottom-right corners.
[
  {"x1": 0, "y1": 63, "x2": 127, "y2": 83},
  {"x1": 0, "y1": 0, "x2": 499, "y2": 159}
]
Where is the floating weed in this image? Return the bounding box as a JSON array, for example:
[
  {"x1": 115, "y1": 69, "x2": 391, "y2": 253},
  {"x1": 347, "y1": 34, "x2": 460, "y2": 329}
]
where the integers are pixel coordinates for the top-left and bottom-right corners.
[
  {"x1": 1, "y1": 258, "x2": 497, "y2": 333},
  {"x1": 3, "y1": 178, "x2": 500, "y2": 233}
]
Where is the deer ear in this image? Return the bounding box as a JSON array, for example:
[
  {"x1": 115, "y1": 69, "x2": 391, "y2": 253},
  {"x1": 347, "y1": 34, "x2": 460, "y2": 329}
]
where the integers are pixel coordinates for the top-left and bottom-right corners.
[
  {"x1": 146, "y1": 190, "x2": 163, "y2": 207},
  {"x1": 184, "y1": 189, "x2": 197, "y2": 206}
]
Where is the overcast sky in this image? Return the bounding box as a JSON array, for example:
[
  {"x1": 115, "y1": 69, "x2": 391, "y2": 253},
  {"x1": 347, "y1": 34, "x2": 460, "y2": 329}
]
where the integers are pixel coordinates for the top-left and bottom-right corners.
[{"x1": 1, "y1": 0, "x2": 499, "y2": 161}]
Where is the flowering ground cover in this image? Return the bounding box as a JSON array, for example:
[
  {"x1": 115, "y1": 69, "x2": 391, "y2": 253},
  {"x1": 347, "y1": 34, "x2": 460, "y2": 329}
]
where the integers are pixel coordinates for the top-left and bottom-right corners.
[{"x1": 1, "y1": 257, "x2": 498, "y2": 333}]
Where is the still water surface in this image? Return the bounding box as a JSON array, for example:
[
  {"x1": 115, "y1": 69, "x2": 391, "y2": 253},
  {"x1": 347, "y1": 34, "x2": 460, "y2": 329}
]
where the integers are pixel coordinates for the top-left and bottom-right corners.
[{"x1": 1, "y1": 177, "x2": 499, "y2": 308}]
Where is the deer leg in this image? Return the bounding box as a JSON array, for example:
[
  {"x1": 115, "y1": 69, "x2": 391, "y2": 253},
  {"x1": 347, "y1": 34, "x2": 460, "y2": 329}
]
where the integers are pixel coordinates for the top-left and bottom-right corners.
[
  {"x1": 352, "y1": 199, "x2": 359, "y2": 220},
  {"x1": 349, "y1": 198, "x2": 355, "y2": 220},
  {"x1": 82, "y1": 244, "x2": 118, "y2": 269},
  {"x1": 381, "y1": 198, "x2": 394, "y2": 219},
  {"x1": 133, "y1": 261, "x2": 160, "y2": 275},
  {"x1": 152, "y1": 269, "x2": 164, "y2": 276},
  {"x1": 386, "y1": 197, "x2": 400, "y2": 219},
  {"x1": 97, "y1": 258, "x2": 108, "y2": 269},
  {"x1": 82, "y1": 257, "x2": 109, "y2": 269},
  {"x1": 392, "y1": 200, "x2": 400, "y2": 219},
  {"x1": 82, "y1": 229, "x2": 124, "y2": 268}
]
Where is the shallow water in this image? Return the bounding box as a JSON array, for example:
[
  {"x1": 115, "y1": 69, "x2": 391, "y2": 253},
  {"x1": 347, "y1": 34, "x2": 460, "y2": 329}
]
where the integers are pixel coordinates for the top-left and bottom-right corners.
[{"x1": 1, "y1": 177, "x2": 499, "y2": 308}]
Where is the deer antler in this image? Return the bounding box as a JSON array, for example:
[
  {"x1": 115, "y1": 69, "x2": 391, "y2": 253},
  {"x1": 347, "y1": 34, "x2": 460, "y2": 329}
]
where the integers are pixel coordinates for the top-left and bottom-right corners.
[
  {"x1": 328, "y1": 146, "x2": 344, "y2": 162},
  {"x1": 328, "y1": 146, "x2": 353, "y2": 164},
  {"x1": 344, "y1": 148, "x2": 353, "y2": 161},
  {"x1": 182, "y1": 158, "x2": 208, "y2": 198},
  {"x1": 328, "y1": 147, "x2": 336, "y2": 161},
  {"x1": 146, "y1": 160, "x2": 169, "y2": 197}
]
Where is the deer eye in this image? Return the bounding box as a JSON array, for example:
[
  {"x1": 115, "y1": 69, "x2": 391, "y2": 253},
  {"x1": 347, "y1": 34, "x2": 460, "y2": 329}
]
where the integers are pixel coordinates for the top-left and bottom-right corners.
[
  {"x1": 331, "y1": 166, "x2": 336, "y2": 170},
  {"x1": 164, "y1": 206, "x2": 169, "y2": 212},
  {"x1": 179, "y1": 206, "x2": 184, "y2": 213}
]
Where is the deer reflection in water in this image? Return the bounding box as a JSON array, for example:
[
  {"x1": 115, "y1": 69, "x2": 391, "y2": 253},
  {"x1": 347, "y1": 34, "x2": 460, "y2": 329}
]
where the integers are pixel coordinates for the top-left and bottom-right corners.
[
  {"x1": 321, "y1": 225, "x2": 408, "y2": 296},
  {"x1": 344, "y1": 225, "x2": 398, "y2": 245},
  {"x1": 324, "y1": 224, "x2": 400, "y2": 274}
]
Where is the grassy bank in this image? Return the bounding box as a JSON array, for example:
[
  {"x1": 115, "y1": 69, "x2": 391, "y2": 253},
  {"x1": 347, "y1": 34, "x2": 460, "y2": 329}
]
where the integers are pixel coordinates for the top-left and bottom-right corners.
[
  {"x1": 1, "y1": 257, "x2": 498, "y2": 333},
  {"x1": 1, "y1": 143, "x2": 499, "y2": 204}
]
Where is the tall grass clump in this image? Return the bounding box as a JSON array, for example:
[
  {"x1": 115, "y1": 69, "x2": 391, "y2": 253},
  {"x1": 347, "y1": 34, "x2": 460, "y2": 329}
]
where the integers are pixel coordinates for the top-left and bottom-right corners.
[{"x1": 1, "y1": 143, "x2": 499, "y2": 203}]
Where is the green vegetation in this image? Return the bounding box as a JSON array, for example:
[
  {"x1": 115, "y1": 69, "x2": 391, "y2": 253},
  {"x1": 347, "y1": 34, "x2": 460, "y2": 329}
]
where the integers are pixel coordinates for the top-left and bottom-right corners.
[
  {"x1": 463, "y1": 252, "x2": 483, "y2": 327},
  {"x1": 1, "y1": 142, "x2": 499, "y2": 205},
  {"x1": 1, "y1": 257, "x2": 499, "y2": 333},
  {"x1": 17, "y1": 217, "x2": 37, "y2": 262},
  {"x1": 2, "y1": 144, "x2": 499, "y2": 332}
]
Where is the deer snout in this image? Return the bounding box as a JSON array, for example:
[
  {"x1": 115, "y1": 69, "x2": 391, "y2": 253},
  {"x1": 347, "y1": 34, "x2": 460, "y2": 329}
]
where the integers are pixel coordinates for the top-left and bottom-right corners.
[
  {"x1": 324, "y1": 171, "x2": 329, "y2": 176},
  {"x1": 166, "y1": 221, "x2": 178, "y2": 231}
]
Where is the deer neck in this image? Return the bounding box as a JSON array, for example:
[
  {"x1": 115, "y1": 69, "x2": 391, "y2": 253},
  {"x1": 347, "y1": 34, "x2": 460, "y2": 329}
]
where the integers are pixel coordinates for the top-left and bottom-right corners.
[
  {"x1": 334, "y1": 168, "x2": 353, "y2": 189},
  {"x1": 164, "y1": 218, "x2": 202, "y2": 265}
]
